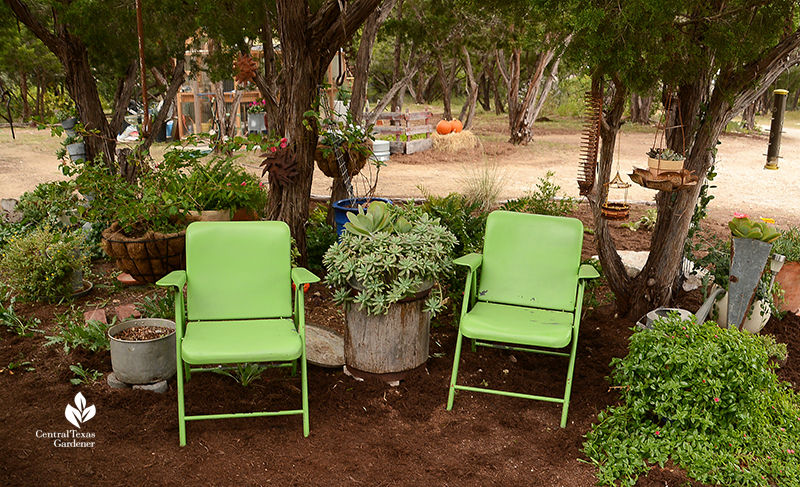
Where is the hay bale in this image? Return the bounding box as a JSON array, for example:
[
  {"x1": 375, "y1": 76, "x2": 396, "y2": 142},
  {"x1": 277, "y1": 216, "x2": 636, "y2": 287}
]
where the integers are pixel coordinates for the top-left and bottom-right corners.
[{"x1": 431, "y1": 130, "x2": 480, "y2": 153}]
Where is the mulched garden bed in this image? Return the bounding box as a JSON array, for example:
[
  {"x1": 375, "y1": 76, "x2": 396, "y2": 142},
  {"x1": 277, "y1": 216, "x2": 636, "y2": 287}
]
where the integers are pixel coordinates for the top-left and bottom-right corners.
[{"x1": 1, "y1": 204, "x2": 797, "y2": 486}]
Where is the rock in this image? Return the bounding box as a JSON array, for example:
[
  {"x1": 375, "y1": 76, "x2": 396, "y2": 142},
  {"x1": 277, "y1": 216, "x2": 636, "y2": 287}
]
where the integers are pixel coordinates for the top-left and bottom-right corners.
[
  {"x1": 132, "y1": 380, "x2": 169, "y2": 393},
  {"x1": 106, "y1": 372, "x2": 129, "y2": 389},
  {"x1": 114, "y1": 304, "x2": 141, "y2": 321},
  {"x1": 84, "y1": 309, "x2": 108, "y2": 325}
]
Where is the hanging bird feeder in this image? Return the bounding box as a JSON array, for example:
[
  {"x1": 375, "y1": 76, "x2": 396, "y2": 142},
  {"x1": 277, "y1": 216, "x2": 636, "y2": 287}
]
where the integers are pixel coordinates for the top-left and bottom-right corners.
[{"x1": 601, "y1": 137, "x2": 631, "y2": 221}]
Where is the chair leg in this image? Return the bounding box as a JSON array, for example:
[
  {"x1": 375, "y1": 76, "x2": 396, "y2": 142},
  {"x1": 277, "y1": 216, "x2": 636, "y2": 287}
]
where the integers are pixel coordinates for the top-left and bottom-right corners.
[
  {"x1": 447, "y1": 329, "x2": 465, "y2": 410},
  {"x1": 560, "y1": 334, "x2": 581, "y2": 428},
  {"x1": 176, "y1": 357, "x2": 187, "y2": 446},
  {"x1": 301, "y1": 354, "x2": 309, "y2": 437}
]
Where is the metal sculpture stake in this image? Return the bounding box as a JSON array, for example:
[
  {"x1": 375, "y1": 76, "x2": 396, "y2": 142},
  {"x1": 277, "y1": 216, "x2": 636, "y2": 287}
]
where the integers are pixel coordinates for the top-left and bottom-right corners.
[
  {"x1": 727, "y1": 237, "x2": 773, "y2": 330},
  {"x1": 577, "y1": 92, "x2": 601, "y2": 196}
]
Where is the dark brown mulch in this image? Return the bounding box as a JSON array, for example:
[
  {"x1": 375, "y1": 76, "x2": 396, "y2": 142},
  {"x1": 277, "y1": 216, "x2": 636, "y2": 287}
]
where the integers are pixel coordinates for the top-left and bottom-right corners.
[
  {"x1": 112, "y1": 326, "x2": 173, "y2": 341},
  {"x1": 1, "y1": 205, "x2": 798, "y2": 487}
]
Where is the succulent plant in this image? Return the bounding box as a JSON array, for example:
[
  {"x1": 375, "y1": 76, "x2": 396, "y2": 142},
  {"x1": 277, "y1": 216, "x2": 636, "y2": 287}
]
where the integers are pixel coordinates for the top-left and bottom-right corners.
[
  {"x1": 324, "y1": 209, "x2": 457, "y2": 316},
  {"x1": 647, "y1": 148, "x2": 685, "y2": 161},
  {"x1": 729, "y1": 213, "x2": 780, "y2": 243},
  {"x1": 344, "y1": 201, "x2": 411, "y2": 237}
]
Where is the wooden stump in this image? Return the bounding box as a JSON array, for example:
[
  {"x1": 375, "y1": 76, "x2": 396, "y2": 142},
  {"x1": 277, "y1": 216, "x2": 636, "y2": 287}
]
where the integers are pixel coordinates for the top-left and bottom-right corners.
[{"x1": 344, "y1": 297, "x2": 431, "y2": 376}]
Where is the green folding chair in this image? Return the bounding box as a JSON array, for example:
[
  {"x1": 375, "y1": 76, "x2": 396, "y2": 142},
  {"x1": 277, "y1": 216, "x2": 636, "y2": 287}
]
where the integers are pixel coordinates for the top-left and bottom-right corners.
[
  {"x1": 157, "y1": 221, "x2": 319, "y2": 446},
  {"x1": 446, "y1": 211, "x2": 599, "y2": 427}
]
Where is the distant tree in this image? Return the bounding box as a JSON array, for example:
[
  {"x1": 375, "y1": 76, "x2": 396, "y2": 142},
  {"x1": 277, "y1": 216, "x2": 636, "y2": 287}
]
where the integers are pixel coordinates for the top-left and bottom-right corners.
[{"x1": 573, "y1": 0, "x2": 800, "y2": 319}]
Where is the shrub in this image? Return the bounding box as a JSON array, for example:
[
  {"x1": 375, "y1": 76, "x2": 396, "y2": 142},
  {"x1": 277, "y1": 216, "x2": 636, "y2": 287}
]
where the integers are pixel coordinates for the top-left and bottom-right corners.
[
  {"x1": 583, "y1": 314, "x2": 799, "y2": 486},
  {"x1": 501, "y1": 171, "x2": 576, "y2": 217},
  {"x1": 0, "y1": 227, "x2": 88, "y2": 301},
  {"x1": 306, "y1": 206, "x2": 337, "y2": 275}
]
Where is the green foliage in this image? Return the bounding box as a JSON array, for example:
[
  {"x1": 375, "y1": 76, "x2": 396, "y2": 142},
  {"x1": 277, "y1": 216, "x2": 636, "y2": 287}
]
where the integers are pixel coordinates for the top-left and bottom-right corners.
[
  {"x1": 581, "y1": 259, "x2": 611, "y2": 319},
  {"x1": 324, "y1": 209, "x2": 458, "y2": 316},
  {"x1": 305, "y1": 206, "x2": 337, "y2": 275},
  {"x1": 343, "y1": 201, "x2": 411, "y2": 236},
  {"x1": 773, "y1": 227, "x2": 800, "y2": 263},
  {"x1": 69, "y1": 363, "x2": 103, "y2": 386},
  {"x1": 46, "y1": 309, "x2": 110, "y2": 354},
  {"x1": 646, "y1": 147, "x2": 684, "y2": 161},
  {"x1": 15, "y1": 180, "x2": 82, "y2": 229},
  {"x1": 2, "y1": 352, "x2": 34, "y2": 374},
  {"x1": 0, "y1": 227, "x2": 88, "y2": 301},
  {"x1": 213, "y1": 363, "x2": 266, "y2": 386},
  {"x1": 134, "y1": 293, "x2": 175, "y2": 321},
  {"x1": 501, "y1": 171, "x2": 577, "y2": 217},
  {"x1": 62, "y1": 147, "x2": 268, "y2": 237},
  {"x1": 729, "y1": 215, "x2": 781, "y2": 244},
  {"x1": 305, "y1": 107, "x2": 374, "y2": 161},
  {"x1": 621, "y1": 208, "x2": 657, "y2": 232},
  {"x1": 0, "y1": 287, "x2": 41, "y2": 337},
  {"x1": 583, "y1": 314, "x2": 799, "y2": 486}
]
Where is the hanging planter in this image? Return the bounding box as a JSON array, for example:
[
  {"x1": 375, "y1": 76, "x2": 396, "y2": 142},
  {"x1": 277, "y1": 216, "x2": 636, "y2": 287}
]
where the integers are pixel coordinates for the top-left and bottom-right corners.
[
  {"x1": 315, "y1": 143, "x2": 368, "y2": 178},
  {"x1": 101, "y1": 223, "x2": 186, "y2": 284}
]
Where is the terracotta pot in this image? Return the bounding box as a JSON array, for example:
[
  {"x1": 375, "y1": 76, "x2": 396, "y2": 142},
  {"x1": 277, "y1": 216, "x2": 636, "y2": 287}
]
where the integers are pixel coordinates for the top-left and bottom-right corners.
[{"x1": 775, "y1": 261, "x2": 800, "y2": 314}]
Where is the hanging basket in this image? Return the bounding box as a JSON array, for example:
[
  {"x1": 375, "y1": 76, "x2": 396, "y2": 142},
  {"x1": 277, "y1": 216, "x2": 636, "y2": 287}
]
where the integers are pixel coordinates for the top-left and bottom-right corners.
[
  {"x1": 315, "y1": 144, "x2": 368, "y2": 178},
  {"x1": 101, "y1": 222, "x2": 186, "y2": 283},
  {"x1": 601, "y1": 202, "x2": 630, "y2": 221}
]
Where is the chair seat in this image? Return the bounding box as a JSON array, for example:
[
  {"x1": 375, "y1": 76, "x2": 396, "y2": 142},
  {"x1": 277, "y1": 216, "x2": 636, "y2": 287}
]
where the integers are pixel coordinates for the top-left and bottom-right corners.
[
  {"x1": 460, "y1": 302, "x2": 575, "y2": 349},
  {"x1": 182, "y1": 318, "x2": 302, "y2": 364}
]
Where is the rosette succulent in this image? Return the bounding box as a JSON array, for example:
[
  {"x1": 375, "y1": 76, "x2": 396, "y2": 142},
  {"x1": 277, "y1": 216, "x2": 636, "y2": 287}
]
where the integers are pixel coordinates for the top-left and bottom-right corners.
[{"x1": 729, "y1": 212, "x2": 780, "y2": 243}]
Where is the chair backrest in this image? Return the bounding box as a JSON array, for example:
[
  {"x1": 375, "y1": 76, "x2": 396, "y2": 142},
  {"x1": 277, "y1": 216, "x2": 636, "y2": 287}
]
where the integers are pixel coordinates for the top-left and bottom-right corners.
[
  {"x1": 477, "y1": 211, "x2": 583, "y2": 311},
  {"x1": 185, "y1": 221, "x2": 292, "y2": 321}
]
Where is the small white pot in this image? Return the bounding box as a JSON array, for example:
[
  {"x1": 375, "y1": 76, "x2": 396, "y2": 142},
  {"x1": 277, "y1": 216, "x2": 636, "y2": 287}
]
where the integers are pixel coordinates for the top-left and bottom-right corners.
[{"x1": 711, "y1": 287, "x2": 771, "y2": 333}]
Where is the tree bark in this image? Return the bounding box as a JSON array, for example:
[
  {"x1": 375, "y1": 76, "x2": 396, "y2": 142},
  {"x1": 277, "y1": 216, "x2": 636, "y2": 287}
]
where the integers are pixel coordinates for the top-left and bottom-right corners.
[
  {"x1": 270, "y1": 0, "x2": 382, "y2": 264},
  {"x1": 4, "y1": 0, "x2": 117, "y2": 170},
  {"x1": 19, "y1": 71, "x2": 30, "y2": 121},
  {"x1": 110, "y1": 62, "x2": 138, "y2": 137},
  {"x1": 459, "y1": 45, "x2": 479, "y2": 130},
  {"x1": 350, "y1": 0, "x2": 399, "y2": 124},
  {"x1": 630, "y1": 93, "x2": 652, "y2": 124}
]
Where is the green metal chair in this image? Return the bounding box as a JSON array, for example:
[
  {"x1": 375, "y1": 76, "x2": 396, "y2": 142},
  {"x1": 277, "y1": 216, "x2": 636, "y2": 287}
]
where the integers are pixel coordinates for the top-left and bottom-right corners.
[
  {"x1": 157, "y1": 221, "x2": 319, "y2": 446},
  {"x1": 446, "y1": 211, "x2": 599, "y2": 427}
]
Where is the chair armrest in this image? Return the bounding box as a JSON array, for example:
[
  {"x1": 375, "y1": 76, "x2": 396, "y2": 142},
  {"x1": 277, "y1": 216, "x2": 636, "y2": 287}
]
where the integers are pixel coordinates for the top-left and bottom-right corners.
[
  {"x1": 579, "y1": 264, "x2": 600, "y2": 280},
  {"x1": 454, "y1": 253, "x2": 482, "y2": 272},
  {"x1": 292, "y1": 267, "x2": 320, "y2": 286},
  {"x1": 156, "y1": 270, "x2": 187, "y2": 289}
]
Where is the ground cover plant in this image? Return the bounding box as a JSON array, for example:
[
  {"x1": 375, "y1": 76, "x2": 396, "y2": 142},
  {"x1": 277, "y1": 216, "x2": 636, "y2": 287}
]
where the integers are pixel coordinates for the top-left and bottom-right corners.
[{"x1": 584, "y1": 313, "x2": 800, "y2": 486}]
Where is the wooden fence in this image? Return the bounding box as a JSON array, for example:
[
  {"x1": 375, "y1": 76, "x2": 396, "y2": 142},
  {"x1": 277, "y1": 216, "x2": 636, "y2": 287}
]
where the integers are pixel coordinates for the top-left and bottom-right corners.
[{"x1": 371, "y1": 110, "x2": 434, "y2": 155}]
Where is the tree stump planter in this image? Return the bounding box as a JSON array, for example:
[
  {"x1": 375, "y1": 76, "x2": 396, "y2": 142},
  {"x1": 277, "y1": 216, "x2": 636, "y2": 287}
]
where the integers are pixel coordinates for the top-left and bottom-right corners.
[
  {"x1": 728, "y1": 237, "x2": 773, "y2": 330},
  {"x1": 108, "y1": 318, "x2": 176, "y2": 385},
  {"x1": 343, "y1": 285, "x2": 432, "y2": 381},
  {"x1": 101, "y1": 223, "x2": 186, "y2": 283}
]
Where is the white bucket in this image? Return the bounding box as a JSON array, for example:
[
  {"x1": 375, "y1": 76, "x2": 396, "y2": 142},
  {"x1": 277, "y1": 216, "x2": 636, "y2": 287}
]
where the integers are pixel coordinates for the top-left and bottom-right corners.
[{"x1": 371, "y1": 139, "x2": 391, "y2": 162}]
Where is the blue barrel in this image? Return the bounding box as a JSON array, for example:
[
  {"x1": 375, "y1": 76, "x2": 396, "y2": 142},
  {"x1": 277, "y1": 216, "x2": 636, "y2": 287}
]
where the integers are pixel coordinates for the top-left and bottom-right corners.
[{"x1": 332, "y1": 197, "x2": 393, "y2": 236}]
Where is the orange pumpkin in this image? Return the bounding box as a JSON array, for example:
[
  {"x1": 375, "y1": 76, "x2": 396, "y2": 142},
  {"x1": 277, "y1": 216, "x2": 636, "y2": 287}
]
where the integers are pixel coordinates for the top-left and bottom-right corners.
[
  {"x1": 436, "y1": 120, "x2": 453, "y2": 135},
  {"x1": 451, "y1": 119, "x2": 463, "y2": 133}
]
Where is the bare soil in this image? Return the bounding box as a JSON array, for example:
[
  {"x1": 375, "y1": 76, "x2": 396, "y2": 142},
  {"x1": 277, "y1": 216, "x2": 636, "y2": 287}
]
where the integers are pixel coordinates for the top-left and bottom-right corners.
[
  {"x1": 1, "y1": 118, "x2": 800, "y2": 486},
  {"x1": 0, "y1": 204, "x2": 798, "y2": 487}
]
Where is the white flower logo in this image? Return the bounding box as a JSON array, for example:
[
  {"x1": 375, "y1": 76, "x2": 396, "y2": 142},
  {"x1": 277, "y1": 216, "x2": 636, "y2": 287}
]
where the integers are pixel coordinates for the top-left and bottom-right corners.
[{"x1": 65, "y1": 392, "x2": 96, "y2": 429}]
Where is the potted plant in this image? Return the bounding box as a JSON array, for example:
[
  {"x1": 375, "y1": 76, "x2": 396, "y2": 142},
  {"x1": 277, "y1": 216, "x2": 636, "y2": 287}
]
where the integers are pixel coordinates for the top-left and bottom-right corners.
[
  {"x1": 107, "y1": 293, "x2": 176, "y2": 386},
  {"x1": 0, "y1": 226, "x2": 90, "y2": 301},
  {"x1": 311, "y1": 109, "x2": 374, "y2": 179},
  {"x1": 63, "y1": 146, "x2": 267, "y2": 283},
  {"x1": 692, "y1": 213, "x2": 782, "y2": 332},
  {"x1": 646, "y1": 147, "x2": 685, "y2": 175},
  {"x1": 323, "y1": 202, "x2": 457, "y2": 378},
  {"x1": 246, "y1": 99, "x2": 268, "y2": 135}
]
